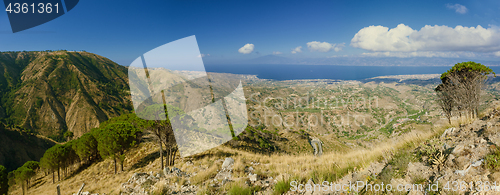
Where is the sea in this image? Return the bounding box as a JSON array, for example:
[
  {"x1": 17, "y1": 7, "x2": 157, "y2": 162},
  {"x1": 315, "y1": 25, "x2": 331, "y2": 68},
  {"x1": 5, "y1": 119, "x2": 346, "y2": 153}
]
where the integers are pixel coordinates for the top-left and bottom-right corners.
[{"x1": 204, "y1": 64, "x2": 500, "y2": 81}]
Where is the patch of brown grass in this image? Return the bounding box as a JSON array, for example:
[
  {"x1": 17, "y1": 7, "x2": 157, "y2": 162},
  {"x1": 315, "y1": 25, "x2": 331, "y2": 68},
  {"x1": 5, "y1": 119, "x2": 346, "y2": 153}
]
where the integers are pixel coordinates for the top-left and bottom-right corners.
[
  {"x1": 190, "y1": 162, "x2": 220, "y2": 185},
  {"x1": 10, "y1": 119, "x2": 454, "y2": 195}
]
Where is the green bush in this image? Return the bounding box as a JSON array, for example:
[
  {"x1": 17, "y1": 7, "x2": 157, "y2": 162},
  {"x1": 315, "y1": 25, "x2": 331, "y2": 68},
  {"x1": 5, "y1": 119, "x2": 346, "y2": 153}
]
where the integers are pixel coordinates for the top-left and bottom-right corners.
[
  {"x1": 378, "y1": 150, "x2": 417, "y2": 183},
  {"x1": 485, "y1": 148, "x2": 500, "y2": 171},
  {"x1": 228, "y1": 184, "x2": 260, "y2": 195},
  {"x1": 0, "y1": 165, "x2": 8, "y2": 195},
  {"x1": 274, "y1": 180, "x2": 291, "y2": 195}
]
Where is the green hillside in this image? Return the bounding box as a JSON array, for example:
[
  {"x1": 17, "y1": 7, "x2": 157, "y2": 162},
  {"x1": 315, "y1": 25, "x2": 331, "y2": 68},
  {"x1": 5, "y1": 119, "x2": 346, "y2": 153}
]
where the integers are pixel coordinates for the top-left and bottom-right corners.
[{"x1": 0, "y1": 51, "x2": 133, "y2": 141}]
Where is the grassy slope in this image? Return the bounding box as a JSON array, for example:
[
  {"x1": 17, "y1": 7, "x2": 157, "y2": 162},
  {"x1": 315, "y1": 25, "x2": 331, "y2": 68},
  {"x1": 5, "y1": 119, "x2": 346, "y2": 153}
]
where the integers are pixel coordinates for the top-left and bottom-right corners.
[{"x1": 8, "y1": 118, "x2": 447, "y2": 195}]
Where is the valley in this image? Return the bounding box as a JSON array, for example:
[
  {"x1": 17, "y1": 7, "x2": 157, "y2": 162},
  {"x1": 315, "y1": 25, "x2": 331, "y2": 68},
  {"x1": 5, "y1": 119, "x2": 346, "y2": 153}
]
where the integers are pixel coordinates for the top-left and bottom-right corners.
[{"x1": 2, "y1": 51, "x2": 500, "y2": 195}]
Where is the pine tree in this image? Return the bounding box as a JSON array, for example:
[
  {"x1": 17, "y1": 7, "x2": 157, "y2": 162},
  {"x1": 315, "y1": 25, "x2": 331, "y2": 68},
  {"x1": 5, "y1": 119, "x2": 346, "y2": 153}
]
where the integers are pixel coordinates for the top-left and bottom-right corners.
[
  {"x1": 73, "y1": 133, "x2": 99, "y2": 164},
  {"x1": 0, "y1": 165, "x2": 8, "y2": 195},
  {"x1": 94, "y1": 122, "x2": 140, "y2": 174},
  {"x1": 437, "y1": 61, "x2": 496, "y2": 121}
]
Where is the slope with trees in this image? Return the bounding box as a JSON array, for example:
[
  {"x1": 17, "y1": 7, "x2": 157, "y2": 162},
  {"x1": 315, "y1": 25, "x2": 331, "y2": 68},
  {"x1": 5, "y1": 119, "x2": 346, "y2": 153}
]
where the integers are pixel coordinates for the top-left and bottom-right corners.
[
  {"x1": 93, "y1": 122, "x2": 141, "y2": 174},
  {"x1": 0, "y1": 51, "x2": 133, "y2": 141},
  {"x1": 0, "y1": 165, "x2": 7, "y2": 195},
  {"x1": 9, "y1": 161, "x2": 39, "y2": 195}
]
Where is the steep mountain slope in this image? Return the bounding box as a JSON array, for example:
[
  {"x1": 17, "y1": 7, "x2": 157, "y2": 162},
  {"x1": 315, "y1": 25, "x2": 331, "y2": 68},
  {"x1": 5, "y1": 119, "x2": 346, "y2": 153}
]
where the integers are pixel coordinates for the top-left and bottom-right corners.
[{"x1": 0, "y1": 51, "x2": 132, "y2": 140}]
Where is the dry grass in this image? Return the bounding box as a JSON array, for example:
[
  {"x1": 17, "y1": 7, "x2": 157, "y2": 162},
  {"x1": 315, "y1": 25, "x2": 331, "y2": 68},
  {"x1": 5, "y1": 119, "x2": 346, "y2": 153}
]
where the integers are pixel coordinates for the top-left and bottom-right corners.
[
  {"x1": 9, "y1": 119, "x2": 456, "y2": 195},
  {"x1": 152, "y1": 179, "x2": 169, "y2": 195},
  {"x1": 190, "y1": 162, "x2": 220, "y2": 185},
  {"x1": 188, "y1": 124, "x2": 449, "y2": 185},
  {"x1": 9, "y1": 142, "x2": 161, "y2": 195}
]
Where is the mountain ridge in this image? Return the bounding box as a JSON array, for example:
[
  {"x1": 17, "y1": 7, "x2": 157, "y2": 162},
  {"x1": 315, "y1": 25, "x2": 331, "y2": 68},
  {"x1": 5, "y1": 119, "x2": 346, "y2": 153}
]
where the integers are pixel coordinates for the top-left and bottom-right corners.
[{"x1": 0, "y1": 51, "x2": 133, "y2": 141}]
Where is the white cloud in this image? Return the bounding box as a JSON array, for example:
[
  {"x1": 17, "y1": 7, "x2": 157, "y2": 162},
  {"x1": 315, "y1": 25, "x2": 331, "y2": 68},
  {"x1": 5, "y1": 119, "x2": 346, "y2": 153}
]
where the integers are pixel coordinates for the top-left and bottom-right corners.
[
  {"x1": 238, "y1": 43, "x2": 254, "y2": 54},
  {"x1": 306, "y1": 41, "x2": 345, "y2": 52},
  {"x1": 197, "y1": 54, "x2": 210, "y2": 58},
  {"x1": 494, "y1": 51, "x2": 500, "y2": 57},
  {"x1": 446, "y1": 3, "x2": 468, "y2": 14},
  {"x1": 328, "y1": 54, "x2": 349, "y2": 58},
  {"x1": 361, "y1": 51, "x2": 476, "y2": 58},
  {"x1": 351, "y1": 24, "x2": 500, "y2": 53},
  {"x1": 291, "y1": 46, "x2": 302, "y2": 54},
  {"x1": 272, "y1": 51, "x2": 282, "y2": 55}
]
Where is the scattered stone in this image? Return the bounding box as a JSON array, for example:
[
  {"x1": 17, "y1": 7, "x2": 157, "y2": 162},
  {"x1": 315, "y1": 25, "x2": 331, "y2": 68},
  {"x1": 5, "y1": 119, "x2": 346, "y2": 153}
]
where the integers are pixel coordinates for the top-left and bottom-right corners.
[
  {"x1": 452, "y1": 145, "x2": 465, "y2": 155},
  {"x1": 407, "y1": 162, "x2": 432, "y2": 179},
  {"x1": 172, "y1": 167, "x2": 181, "y2": 174},
  {"x1": 249, "y1": 173, "x2": 258, "y2": 182},
  {"x1": 446, "y1": 154, "x2": 455, "y2": 167},
  {"x1": 222, "y1": 157, "x2": 234, "y2": 171},
  {"x1": 221, "y1": 178, "x2": 231, "y2": 185},
  {"x1": 366, "y1": 162, "x2": 385, "y2": 176},
  {"x1": 487, "y1": 122, "x2": 493, "y2": 129},
  {"x1": 215, "y1": 170, "x2": 232, "y2": 181},
  {"x1": 441, "y1": 127, "x2": 456, "y2": 138},
  {"x1": 163, "y1": 167, "x2": 170, "y2": 176},
  {"x1": 72, "y1": 192, "x2": 99, "y2": 195},
  {"x1": 471, "y1": 159, "x2": 484, "y2": 167},
  {"x1": 490, "y1": 172, "x2": 500, "y2": 182},
  {"x1": 489, "y1": 133, "x2": 500, "y2": 146},
  {"x1": 310, "y1": 137, "x2": 323, "y2": 156}
]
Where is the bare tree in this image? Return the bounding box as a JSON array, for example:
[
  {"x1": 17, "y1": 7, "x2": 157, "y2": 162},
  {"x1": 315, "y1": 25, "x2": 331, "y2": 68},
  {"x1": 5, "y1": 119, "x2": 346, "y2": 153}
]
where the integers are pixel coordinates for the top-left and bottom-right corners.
[
  {"x1": 148, "y1": 120, "x2": 167, "y2": 170},
  {"x1": 162, "y1": 127, "x2": 178, "y2": 166},
  {"x1": 435, "y1": 84, "x2": 454, "y2": 124},
  {"x1": 149, "y1": 119, "x2": 178, "y2": 168}
]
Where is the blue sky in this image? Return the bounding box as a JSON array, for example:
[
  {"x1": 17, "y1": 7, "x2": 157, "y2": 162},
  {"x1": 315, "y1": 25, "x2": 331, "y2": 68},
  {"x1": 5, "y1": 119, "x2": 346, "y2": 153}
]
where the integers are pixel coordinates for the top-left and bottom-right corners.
[{"x1": 1, "y1": 0, "x2": 500, "y2": 65}]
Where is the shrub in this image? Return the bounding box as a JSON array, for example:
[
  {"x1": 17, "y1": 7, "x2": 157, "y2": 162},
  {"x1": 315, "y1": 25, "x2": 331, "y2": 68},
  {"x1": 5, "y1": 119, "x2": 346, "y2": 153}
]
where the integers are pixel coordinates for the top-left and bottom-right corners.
[
  {"x1": 273, "y1": 180, "x2": 291, "y2": 195},
  {"x1": 228, "y1": 183, "x2": 260, "y2": 195},
  {"x1": 0, "y1": 165, "x2": 8, "y2": 195},
  {"x1": 378, "y1": 150, "x2": 417, "y2": 183},
  {"x1": 485, "y1": 148, "x2": 500, "y2": 171}
]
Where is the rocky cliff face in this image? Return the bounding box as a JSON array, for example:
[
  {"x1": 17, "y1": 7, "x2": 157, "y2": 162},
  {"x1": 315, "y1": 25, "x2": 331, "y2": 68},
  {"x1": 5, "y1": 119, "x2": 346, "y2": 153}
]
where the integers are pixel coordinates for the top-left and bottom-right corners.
[{"x1": 0, "y1": 51, "x2": 132, "y2": 140}]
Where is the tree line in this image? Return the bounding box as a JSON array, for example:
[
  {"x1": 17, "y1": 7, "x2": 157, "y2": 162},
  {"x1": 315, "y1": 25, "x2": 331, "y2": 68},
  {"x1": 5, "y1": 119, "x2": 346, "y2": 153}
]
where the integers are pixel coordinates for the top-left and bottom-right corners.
[
  {"x1": 3, "y1": 104, "x2": 182, "y2": 194},
  {"x1": 435, "y1": 61, "x2": 495, "y2": 123}
]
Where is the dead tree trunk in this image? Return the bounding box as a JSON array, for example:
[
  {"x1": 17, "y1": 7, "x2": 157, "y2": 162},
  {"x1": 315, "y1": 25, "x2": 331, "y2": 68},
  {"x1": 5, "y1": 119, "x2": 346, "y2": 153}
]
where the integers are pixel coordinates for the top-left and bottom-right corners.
[
  {"x1": 114, "y1": 157, "x2": 117, "y2": 174},
  {"x1": 160, "y1": 136, "x2": 164, "y2": 170}
]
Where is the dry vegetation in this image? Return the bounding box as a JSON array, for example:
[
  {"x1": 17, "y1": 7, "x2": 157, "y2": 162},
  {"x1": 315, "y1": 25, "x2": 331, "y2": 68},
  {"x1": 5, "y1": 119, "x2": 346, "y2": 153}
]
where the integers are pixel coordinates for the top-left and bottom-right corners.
[
  {"x1": 10, "y1": 122, "x2": 448, "y2": 194},
  {"x1": 8, "y1": 67, "x2": 498, "y2": 194}
]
